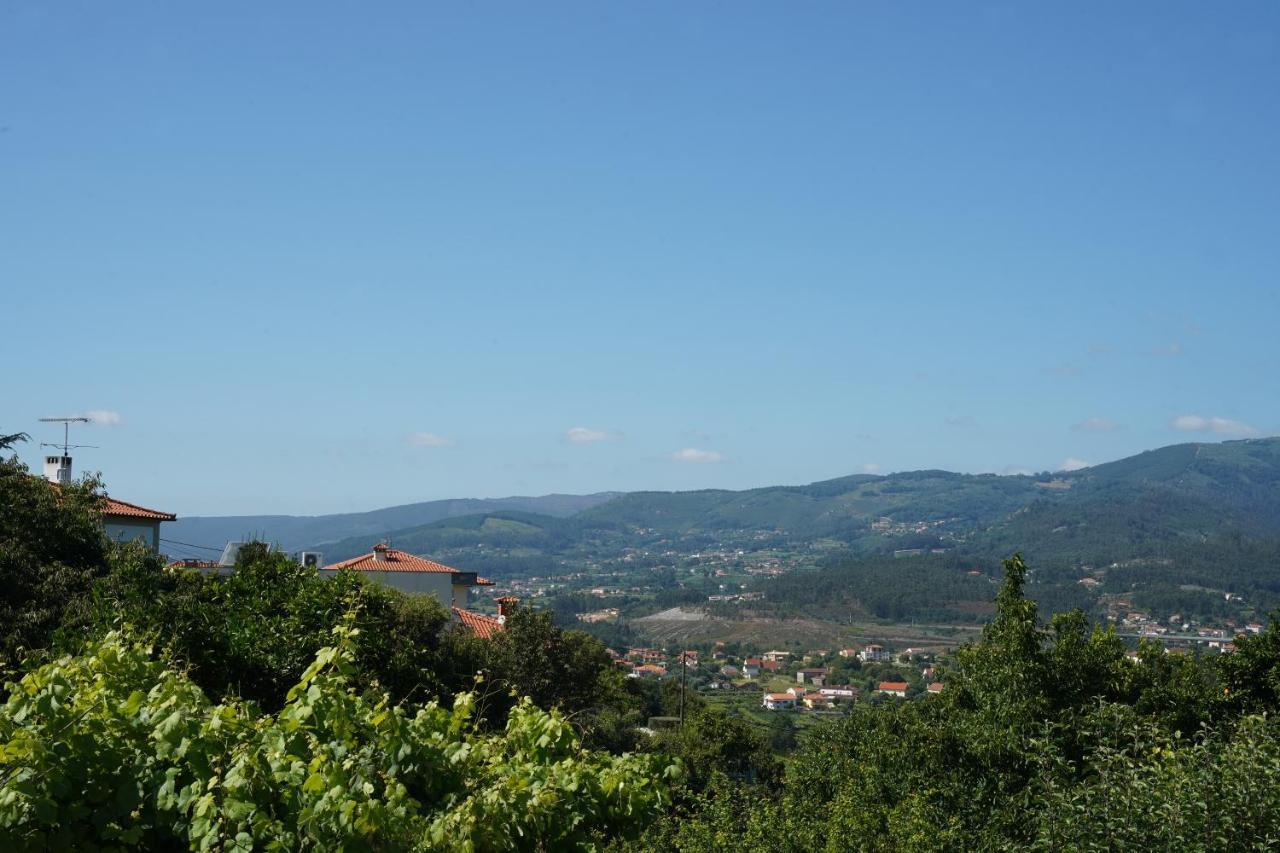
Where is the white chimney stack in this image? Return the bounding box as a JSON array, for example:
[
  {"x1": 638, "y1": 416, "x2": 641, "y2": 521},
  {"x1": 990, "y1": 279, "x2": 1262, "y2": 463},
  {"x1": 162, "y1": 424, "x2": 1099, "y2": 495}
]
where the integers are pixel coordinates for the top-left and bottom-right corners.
[{"x1": 43, "y1": 455, "x2": 72, "y2": 485}]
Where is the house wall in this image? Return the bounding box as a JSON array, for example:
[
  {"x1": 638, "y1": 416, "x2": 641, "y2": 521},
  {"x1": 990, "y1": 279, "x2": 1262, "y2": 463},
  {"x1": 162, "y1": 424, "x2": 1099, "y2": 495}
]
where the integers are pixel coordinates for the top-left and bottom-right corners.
[
  {"x1": 319, "y1": 570, "x2": 471, "y2": 608},
  {"x1": 104, "y1": 519, "x2": 160, "y2": 551}
]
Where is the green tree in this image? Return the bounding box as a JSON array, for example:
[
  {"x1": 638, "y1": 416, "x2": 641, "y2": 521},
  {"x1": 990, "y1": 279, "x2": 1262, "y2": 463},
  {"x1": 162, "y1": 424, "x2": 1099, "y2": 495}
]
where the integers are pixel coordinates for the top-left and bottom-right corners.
[
  {"x1": 477, "y1": 604, "x2": 629, "y2": 740},
  {"x1": 84, "y1": 541, "x2": 464, "y2": 710},
  {"x1": 0, "y1": 452, "x2": 110, "y2": 681}
]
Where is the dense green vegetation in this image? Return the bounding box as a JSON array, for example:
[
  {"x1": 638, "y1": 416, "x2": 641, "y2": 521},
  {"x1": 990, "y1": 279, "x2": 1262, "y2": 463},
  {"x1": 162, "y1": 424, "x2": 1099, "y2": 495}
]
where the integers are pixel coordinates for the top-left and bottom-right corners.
[
  {"x1": 636, "y1": 558, "x2": 1280, "y2": 851},
  {"x1": 8, "y1": 436, "x2": 1280, "y2": 849}
]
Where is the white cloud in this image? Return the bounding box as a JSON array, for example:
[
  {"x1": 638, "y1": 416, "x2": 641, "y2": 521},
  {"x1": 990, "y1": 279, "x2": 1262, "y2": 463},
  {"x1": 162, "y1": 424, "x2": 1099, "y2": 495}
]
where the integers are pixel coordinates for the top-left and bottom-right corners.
[
  {"x1": 671, "y1": 448, "x2": 723, "y2": 464},
  {"x1": 1059, "y1": 457, "x2": 1090, "y2": 472},
  {"x1": 1073, "y1": 417, "x2": 1119, "y2": 432},
  {"x1": 859, "y1": 463, "x2": 882, "y2": 474},
  {"x1": 565, "y1": 427, "x2": 613, "y2": 444},
  {"x1": 1170, "y1": 415, "x2": 1259, "y2": 437},
  {"x1": 407, "y1": 432, "x2": 454, "y2": 448},
  {"x1": 84, "y1": 410, "x2": 122, "y2": 426}
]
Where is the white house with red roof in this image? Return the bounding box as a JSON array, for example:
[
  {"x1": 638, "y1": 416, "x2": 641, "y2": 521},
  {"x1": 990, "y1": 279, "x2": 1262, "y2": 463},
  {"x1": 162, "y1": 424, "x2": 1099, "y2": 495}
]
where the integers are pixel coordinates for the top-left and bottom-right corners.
[
  {"x1": 102, "y1": 496, "x2": 177, "y2": 552},
  {"x1": 321, "y1": 544, "x2": 513, "y2": 640},
  {"x1": 320, "y1": 543, "x2": 493, "y2": 608},
  {"x1": 38, "y1": 458, "x2": 176, "y2": 552},
  {"x1": 762, "y1": 693, "x2": 795, "y2": 711}
]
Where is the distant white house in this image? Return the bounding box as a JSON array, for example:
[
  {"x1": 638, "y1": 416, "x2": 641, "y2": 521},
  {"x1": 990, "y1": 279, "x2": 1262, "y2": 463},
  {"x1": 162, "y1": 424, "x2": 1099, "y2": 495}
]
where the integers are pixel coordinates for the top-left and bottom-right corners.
[
  {"x1": 859, "y1": 644, "x2": 889, "y2": 663},
  {"x1": 321, "y1": 543, "x2": 492, "y2": 608},
  {"x1": 762, "y1": 693, "x2": 795, "y2": 711},
  {"x1": 819, "y1": 685, "x2": 859, "y2": 700},
  {"x1": 320, "y1": 543, "x2": 504, "y2": 638}
]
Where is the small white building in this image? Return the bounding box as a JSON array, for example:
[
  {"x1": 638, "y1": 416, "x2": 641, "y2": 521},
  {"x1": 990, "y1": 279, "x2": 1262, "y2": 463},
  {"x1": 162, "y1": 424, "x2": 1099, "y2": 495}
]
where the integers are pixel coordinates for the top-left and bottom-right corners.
[
  {"x1": 819, "y1": 685, "x2": 859, "y2": 700},
  {"x1": 859, "y1": 644, "x2": 889, "y2": 663}
]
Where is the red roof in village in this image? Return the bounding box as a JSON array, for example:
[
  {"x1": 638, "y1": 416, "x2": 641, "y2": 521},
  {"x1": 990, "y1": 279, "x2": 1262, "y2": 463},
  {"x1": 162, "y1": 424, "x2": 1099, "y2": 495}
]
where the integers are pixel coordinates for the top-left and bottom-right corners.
[
  {"x1": 102, "y1": 496, "x2": 176, "y2": 521},
  {"x1": 322, "y1": 546, "x2": 492, "y2": 584},
  {"x1": 452, "y1": 607, "x2": 504, "y2": 639},
  {"x1": 878, "y1": 681, "x2": 910, "y2": 692}
]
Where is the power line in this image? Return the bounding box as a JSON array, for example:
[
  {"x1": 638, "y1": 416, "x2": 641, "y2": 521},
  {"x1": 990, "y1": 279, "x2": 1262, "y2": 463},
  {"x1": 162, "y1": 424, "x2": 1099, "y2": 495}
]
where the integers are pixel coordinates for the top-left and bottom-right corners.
[{"x1": 159, "y1": 537, "x2": 223, "y2": 553}]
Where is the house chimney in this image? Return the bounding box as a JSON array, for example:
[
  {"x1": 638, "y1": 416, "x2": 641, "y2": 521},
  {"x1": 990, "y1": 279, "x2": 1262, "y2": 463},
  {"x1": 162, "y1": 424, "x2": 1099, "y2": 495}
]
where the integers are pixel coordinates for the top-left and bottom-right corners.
[
  {"x1": 43, "y1": 455, "x2": 72, "y2": 485},
  {"x1": 373, "y1": 542, "x2": 390, "y2": 562},
  {"x1": 496, "y1": 596, "x2": 518, "y2": 619}
]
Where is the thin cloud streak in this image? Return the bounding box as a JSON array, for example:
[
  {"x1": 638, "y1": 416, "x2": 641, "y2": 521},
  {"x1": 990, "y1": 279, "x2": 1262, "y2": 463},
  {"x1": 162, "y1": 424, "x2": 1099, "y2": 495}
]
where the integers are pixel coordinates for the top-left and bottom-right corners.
[
  {"x1": 1170, "y1": 415, "x2": 1259, "y2": 437},
  {"x1": 407, "y1": 432, "x2": 455, "y2": 448},
  {"x1": 565, "y1": 427, "x2": 614, "y2": 444},
  {"x1": 84, "y1": 410, "x2": 123, "y2": 426},
  {"x1": 671, "y1": 448, "x2": 724, "y2": 464}
]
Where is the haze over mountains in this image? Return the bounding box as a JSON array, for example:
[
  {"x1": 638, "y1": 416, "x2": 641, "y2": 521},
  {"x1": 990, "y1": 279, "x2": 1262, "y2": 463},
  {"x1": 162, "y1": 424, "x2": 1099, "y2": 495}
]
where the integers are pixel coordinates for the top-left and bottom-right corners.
[
  {"x1": 166, "y1": 493, "x2": 621, "y2": 554},
  {"x1": 168, "y1": 438, "x2": 1280, "y2": 570}
]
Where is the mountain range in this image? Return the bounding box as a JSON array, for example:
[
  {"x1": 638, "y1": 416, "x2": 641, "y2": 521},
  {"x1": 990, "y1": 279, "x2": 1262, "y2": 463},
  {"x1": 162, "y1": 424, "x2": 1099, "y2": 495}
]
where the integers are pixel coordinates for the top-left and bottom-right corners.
[
  {"x1": 165, "y1": 492, "x2": 621, "y2": 554},
  {"x1": 168, "y1": 438, "x2": 1280, "y2": 576}
]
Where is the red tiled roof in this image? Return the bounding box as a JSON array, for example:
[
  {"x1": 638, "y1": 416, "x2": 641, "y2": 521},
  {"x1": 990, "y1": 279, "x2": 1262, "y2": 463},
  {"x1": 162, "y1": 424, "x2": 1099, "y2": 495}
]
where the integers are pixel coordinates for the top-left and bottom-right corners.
[
  {"x1": 452, "y1": 607, "x2": 504, "y2": 639},
  {"x1": 167, "y1": 559, "x2": 221, "y2": 570},
  {"x1": 878, "y1": 681, "x2": 910, "y2": 691},
  {"x1": 322, "y1": 547, "x2": 492, "y2": 584},
  {"x1": 102, "y1": 496, "x2": 176, "y2": 521}
]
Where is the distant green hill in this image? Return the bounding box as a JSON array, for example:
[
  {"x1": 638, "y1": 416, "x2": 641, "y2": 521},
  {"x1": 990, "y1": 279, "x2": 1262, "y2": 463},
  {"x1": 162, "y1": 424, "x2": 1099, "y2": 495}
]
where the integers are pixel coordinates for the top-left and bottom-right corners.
[
  {"x1": 976, "y1": 438, "x2": 1280, "y2": 564},
  {"x1": 165, "y1": 492, "x2": 622, "y2": 553},
  {"x1": 309, "y1": 438, "x2": 1280, "y2": 567}
]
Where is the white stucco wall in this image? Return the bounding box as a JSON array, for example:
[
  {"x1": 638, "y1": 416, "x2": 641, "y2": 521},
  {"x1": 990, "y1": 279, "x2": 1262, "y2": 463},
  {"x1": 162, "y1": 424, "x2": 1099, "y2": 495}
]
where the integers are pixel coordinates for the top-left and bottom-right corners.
[
  {"x1": 320, "y1": 570, "x2": 471, "y2": 608},
  {"x1": 104, "y1": 519, "x2": 160, "y2": 551}
]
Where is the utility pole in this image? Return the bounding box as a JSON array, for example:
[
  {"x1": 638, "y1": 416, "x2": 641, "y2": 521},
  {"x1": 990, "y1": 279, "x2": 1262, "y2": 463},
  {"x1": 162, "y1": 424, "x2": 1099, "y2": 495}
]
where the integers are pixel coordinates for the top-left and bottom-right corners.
[{"x1": 678, "y1": 649, "x2": 687, "y2": 729}]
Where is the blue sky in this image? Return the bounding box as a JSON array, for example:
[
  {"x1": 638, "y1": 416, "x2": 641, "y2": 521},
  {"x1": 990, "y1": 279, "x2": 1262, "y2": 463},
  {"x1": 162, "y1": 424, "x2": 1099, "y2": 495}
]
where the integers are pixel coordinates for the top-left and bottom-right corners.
[{"x1": 2, "y1": 2, "x2": 1277, "y2": 515}]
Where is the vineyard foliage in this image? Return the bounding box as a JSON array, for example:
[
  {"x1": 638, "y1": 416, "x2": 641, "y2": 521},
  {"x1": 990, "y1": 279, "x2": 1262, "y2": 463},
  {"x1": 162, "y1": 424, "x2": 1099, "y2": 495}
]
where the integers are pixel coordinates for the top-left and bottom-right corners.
[{"x1": 0, "y1": 620, "x2": 678, "y2": 850}]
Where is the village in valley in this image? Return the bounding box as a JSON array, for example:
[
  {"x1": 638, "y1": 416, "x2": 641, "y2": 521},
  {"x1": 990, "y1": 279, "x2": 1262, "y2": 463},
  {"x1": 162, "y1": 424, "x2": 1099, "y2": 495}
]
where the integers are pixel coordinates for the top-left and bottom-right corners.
[{"x1": 39, "y1": 432, "x2": 1266, "y2": 736}]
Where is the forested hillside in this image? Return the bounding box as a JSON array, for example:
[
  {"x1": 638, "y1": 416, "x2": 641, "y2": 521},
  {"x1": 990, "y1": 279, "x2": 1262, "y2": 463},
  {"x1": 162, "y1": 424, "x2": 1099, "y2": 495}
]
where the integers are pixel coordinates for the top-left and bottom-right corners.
[{"x1": 305, "y1": 439, "x2": 1280, "y2": 626}]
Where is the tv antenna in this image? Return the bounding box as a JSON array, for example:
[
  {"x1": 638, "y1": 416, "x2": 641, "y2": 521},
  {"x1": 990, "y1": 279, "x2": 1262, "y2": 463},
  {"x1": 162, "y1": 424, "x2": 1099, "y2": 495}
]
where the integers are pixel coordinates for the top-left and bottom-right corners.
[{"x1": 38, "y1": 416, "x2": 96, "y2": 456}]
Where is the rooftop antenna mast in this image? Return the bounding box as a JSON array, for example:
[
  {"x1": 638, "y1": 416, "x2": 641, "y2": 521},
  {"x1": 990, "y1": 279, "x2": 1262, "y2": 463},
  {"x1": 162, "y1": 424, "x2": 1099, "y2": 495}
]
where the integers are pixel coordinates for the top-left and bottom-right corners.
[
  {"x1": 38, "y1": 417, "x2": 96, "y2": 485},
  {"x1": 38, "y1": 416, "x2": 95, "y2": 456}
]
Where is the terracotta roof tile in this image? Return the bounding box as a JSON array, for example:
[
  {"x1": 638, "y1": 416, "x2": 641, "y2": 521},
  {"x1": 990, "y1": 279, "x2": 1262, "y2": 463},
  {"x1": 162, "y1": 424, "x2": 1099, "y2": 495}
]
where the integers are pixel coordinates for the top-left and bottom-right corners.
[
  {"x1": 321, "y1": 547, "x2": 473, "y2": 576},
  {"x1": 452, "y1": 607, "x2": 504, "y2": 639},
  {"x1": 102, "y1": 496, "x2": 176, "y2": 521}
]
